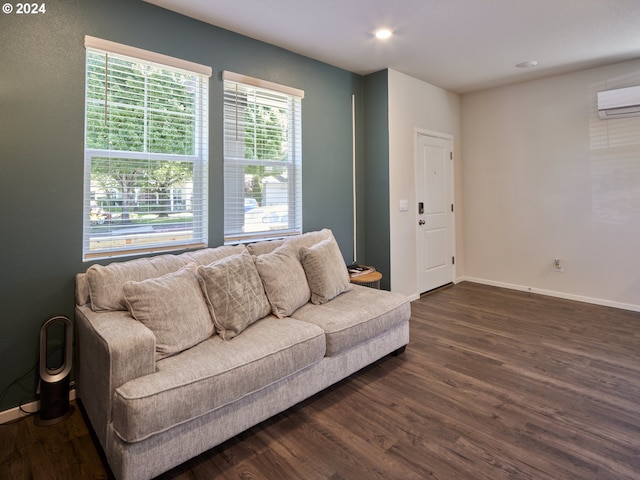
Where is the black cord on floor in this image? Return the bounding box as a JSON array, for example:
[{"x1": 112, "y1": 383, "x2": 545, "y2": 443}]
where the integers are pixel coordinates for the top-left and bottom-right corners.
[{"x1": 0, "y1": 345, "x2": 64, "y2": 425}]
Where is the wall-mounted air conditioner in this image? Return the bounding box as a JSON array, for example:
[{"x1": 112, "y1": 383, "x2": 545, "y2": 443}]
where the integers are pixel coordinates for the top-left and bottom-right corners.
[{"x1": 597, "y1": 85, "x2": 640, "y2": 119}]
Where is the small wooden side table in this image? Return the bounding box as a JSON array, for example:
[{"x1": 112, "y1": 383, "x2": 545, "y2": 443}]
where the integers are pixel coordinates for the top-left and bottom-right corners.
[{"x1": 350, "y1": 268, "x2": 382, "y2": 289}]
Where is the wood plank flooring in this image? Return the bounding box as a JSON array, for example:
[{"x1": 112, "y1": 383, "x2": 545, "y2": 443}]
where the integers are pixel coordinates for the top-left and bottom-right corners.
[{"x1": 1, "y1": 282, "x2": 639, "y2": 479}]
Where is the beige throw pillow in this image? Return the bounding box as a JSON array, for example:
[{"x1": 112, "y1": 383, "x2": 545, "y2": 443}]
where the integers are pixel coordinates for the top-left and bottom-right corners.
[
  {"x1": 300, "y1": 237, "x2": 352, "y2": 304},
  {"x1": 254, "y1": 243, "x2": 311, "y2": 318},
  {"x1": 197, "y1": 251, "x2": 271, "y2": 340},
  {"x1": 123, "y1": 264, "x2": 214, "y2": 361}
]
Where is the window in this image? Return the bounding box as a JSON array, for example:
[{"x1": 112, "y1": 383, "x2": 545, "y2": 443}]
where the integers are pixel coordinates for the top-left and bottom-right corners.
[
  {"x1": 83, "y1": 36, "x2": 211, "y2": 260},
  {"x1": 223, "y1": 71, "x2": 303, "y2": 243}
]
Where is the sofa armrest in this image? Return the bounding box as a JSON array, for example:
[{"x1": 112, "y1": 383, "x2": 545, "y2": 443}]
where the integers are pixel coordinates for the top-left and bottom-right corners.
[
  {"x1": 75, "y1": 305, "x2": 156, "y2": 450},
  {"x1": 75, "y1": 272, "x2": 90, "y2": 307}
]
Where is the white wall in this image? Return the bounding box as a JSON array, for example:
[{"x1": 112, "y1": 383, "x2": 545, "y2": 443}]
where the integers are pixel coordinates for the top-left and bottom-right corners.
[
  {"x1": 461, "y1": 59, "x2": 640, "y2": 311},
  {"x1": 387, "y1": 69, "x2": 462, "y2": 299}
]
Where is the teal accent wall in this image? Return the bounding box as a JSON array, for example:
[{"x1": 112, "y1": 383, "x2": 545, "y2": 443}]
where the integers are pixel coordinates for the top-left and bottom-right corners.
[
  {"x1": 0, "y1": 0, "x2": 364, "y2": 411},
  {"x1": 363, "y1": 70, "x2": 391, "y2": 289}
]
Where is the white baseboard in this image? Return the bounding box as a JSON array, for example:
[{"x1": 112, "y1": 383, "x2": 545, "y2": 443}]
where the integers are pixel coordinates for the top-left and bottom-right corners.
[
  {"x1": 460, "y1": 276, "x2": 640, "y2": 313},
  {"x1": 0, "y1": 389, "x2": 76, "y2": 424}
]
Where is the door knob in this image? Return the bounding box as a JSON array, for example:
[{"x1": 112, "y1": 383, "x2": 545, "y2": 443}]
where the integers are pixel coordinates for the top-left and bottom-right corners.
[{"x1": 418, "y1": 220, "x2": 425, "y2": 225}]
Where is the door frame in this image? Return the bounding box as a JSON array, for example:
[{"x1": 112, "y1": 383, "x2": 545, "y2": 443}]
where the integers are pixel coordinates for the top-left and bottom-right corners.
[{"x1": 414, "y1": 128, "x2": 456, "y2": 293}]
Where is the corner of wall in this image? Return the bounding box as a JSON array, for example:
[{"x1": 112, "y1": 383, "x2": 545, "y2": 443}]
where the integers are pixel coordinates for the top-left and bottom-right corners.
[{"x1": 362, "y1": 70, "x2": 391, "y2": 289}]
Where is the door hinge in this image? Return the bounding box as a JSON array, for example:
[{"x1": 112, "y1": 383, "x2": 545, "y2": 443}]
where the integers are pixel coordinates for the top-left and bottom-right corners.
[
  {"x1": 450, "y1": 151, "x2": 453, "y2": 160},
  {"x1": 451, "y1": 203, "x2": 454, "y2": 213},
  {"x1": 452, "y1": 256, "x2": 455, "y2": 265}
]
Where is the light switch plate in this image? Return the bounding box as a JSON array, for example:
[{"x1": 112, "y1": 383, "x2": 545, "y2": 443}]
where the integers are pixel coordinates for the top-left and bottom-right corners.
[{"x1": 399, "y1": 199, "x2": 409, "y2": 211}]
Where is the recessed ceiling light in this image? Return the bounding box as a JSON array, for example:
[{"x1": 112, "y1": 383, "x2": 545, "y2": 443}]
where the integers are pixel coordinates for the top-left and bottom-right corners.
[
  {"x1": 516, "y1": 60, "x2": 538, "y2": 68},
  {"x1": 375, "y1": 28, "x2": 393, "y2": 40}
]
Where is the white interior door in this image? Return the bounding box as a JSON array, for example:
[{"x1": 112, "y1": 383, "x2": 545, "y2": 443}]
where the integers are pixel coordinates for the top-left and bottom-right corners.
[{"x1": 416, "y1": 133, "x2": 454, "y2": 293}]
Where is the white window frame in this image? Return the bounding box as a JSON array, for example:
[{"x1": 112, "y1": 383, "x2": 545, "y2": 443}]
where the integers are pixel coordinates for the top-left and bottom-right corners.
[
  {"x1": 82, "y1": 36, "x2": 211, "y2": 260},
  {"x1": 222, "y1": 71, "x2": 304, "y2": 243}
]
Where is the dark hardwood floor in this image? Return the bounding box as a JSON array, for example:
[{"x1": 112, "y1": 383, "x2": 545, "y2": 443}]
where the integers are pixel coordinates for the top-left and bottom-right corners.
[{"x1": 2, "y1": 282, "x2": 639, "y2": 479}]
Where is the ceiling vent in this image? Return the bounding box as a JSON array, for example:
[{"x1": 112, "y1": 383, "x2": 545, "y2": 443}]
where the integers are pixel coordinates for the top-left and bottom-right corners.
[{"x1": 597, "y1": 86, "x2": 640, "y2": 119}]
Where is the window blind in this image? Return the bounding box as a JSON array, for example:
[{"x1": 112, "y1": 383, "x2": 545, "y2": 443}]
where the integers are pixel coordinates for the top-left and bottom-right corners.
[
  {"x1": 83, "y1": 38, "x2": 210, "y2": 260},
  {"x1": 223, "y1": 72, "x2": 303, "y2": 243}
]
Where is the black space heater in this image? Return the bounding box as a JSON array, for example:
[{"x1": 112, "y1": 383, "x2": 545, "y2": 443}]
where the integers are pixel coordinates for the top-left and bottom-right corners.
[{"x1": 34, "y1": 315, "x2": 74, "y2": 426}]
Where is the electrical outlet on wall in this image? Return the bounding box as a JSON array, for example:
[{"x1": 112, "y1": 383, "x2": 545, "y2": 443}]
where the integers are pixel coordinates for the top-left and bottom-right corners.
[{"x1": 554, "y1": 258, "x2": 564, "y2": 272}]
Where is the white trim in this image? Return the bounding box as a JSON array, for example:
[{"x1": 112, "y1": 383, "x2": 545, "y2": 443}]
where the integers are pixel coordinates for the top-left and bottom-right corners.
[
  {"x1": 352, "y1": 94, "x2": 357, "y2": 263},
  {"x1": 0, "y1": 389, "x2": 76, "y2": 424},
  {"x1": 222, "y1": 70, "x2": 304, "y2": 99},
  {"x1": 84, "y1": 35, "x2": 212, "y2": 77},
  {"x1": 415, "y1": 129, "x2": 455, "y2": 142},
  {"x1": 460, "y1": 277, "x2": 640, "y2": 313}
]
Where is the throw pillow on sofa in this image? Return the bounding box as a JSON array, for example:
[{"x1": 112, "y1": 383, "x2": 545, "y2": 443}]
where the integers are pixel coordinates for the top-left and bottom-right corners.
[
  {"x1": 254, "y1": 243, "x2": 311, "y2": 318},
  {"x1": 123, "y1": 263, "x2": 214, "y2": 361},
  {"x1": 300, "y1": 237, "x2": 352, "y2": 305},
  {"x1": 197, "y1": 251, "x2": 271, "y2": 340}
]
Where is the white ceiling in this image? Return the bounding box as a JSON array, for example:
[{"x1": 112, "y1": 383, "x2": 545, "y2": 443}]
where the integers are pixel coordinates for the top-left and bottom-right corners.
[{"x1": 144, "y1": 0, "x2": 640, "y2": 94}]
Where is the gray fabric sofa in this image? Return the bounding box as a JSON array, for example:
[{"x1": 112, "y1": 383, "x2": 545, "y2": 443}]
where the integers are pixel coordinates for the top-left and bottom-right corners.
[{"x1": 75, "y1": 229, "x2": 410, "y2": 480}]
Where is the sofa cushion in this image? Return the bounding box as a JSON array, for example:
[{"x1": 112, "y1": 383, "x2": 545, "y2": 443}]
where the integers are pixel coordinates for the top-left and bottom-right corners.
[
  {"x1": 285, "y1": 228, "x2": 333, "y2": 250},
  {"x1": 291, "y1": 284, "x2": 410, "y2": 356},
  {"x1": 300, "y1": 237, "x2": 352, "y2": 305},
  {"x1": 87, "y1": 254, "x2": 190, "y2": 311},
  {"x1": 86, "y1": 245, "x2": 246, "y2": 312},
  {"x1": 197, "y1": 251, "x2": 271, "y2": 340},
  {"x1": 246, "y1": 238, "x2": 285, "y2": 256},
  {"x1": 254, "y1": 243, "x2": 310, "y2": 318},
  {"x1": 123, "y1": 264, "x2": 214, "y2": 361},
  {"x1": 111, "y1": 316, "x2": 326, "y2": 443},
  {"x1": 181, "y1": 244, "x2": 247, "y2": 266}
]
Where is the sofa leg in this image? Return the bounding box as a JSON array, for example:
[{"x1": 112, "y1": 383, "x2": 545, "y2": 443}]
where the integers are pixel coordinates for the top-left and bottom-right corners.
[{"x1": 391, "y1": 345, "x2": 406, "y2": 356}]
